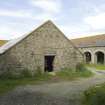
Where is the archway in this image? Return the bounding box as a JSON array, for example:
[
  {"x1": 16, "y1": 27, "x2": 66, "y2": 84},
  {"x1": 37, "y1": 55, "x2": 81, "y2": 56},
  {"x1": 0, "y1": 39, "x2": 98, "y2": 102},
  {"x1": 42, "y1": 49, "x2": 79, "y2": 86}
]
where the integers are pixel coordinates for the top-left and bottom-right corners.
[
  {"x1": 84, "y1": 52, "x2": 91, "y2": 63},
  {"x1": 95, "y1": 51, "x2": 104, "y2": 64}
]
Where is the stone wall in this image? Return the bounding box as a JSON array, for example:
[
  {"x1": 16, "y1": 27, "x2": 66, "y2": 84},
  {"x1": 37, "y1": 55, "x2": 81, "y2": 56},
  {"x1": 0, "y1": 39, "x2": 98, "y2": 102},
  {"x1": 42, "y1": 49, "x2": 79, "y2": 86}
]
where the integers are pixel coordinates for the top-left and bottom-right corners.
[
  {"x1": 0, "y1": 21, "x2": 83, "y2": 74},
  {"x1": 79, "y1": 47, "x2": 105, "y2": 64}
]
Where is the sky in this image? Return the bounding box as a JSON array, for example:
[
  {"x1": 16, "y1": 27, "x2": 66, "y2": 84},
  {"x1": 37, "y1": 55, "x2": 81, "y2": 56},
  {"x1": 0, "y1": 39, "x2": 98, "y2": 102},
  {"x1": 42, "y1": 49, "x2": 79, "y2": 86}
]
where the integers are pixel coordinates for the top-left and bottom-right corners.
[{"x1": 1, "y1": 0, "x2": 105, "y2": 40}]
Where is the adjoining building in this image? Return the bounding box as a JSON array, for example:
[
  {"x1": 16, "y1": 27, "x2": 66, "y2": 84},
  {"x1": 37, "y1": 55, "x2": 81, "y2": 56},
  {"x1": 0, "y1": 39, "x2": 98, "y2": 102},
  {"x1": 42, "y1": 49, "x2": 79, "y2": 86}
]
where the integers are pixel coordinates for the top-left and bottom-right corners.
[
  {"x1": 0, "y1": 21, "x2": 83, "y2": 74},
  {"x1": 71, "y1": 34, "x2": 105, "y2": 64}
]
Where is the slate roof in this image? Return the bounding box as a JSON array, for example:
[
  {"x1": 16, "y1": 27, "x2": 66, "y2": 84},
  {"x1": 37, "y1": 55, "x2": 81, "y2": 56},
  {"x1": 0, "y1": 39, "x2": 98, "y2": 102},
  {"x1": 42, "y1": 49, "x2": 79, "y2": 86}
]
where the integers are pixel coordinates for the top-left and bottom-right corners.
[
  {"x1": 0, "y1": 36, "x2": 28, "y2": 54},
  {"x1": 71, "y1": 34, "x2": 105, "y2": 48}
]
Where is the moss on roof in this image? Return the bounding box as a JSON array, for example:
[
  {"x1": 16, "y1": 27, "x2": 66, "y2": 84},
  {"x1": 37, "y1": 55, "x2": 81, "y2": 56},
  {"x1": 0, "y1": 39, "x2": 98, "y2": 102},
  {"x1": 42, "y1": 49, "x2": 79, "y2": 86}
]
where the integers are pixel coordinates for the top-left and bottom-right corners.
[{"x1": 0, "y1": 40, "x2": 7, "y2": 47}]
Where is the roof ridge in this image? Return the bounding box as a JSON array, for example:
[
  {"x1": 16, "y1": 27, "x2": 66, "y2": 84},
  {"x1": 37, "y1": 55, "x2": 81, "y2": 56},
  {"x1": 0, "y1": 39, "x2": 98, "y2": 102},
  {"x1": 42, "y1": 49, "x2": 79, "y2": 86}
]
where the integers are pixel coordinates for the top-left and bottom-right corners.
[
  {"x1": 72, "y1": 34, "x2": 105, "y2": 40},
  {"x1": 71, "y1": 34, "x2": 105, "y2": 48}
]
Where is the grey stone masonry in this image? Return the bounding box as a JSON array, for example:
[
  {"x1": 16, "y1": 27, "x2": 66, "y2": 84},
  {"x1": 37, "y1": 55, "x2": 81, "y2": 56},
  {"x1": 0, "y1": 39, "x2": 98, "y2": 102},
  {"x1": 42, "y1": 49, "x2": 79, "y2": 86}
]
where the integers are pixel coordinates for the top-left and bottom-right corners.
[{"x1": 0, "y1": 21, "x2": 83, "y2": 74}]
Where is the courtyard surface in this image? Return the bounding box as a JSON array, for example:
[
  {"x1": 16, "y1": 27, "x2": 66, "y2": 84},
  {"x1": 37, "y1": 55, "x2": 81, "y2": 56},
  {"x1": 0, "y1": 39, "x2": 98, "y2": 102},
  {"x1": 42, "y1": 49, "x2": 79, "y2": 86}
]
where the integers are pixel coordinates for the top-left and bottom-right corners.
[{"x1": 0, "y1": 68, "x2": 105, "y2": 105}]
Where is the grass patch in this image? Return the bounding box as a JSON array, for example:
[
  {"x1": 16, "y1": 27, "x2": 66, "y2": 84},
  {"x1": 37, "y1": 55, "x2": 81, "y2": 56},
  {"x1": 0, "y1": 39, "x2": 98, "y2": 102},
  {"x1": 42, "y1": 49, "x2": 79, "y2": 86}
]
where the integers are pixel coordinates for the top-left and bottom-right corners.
[
  {"x1": 57, "y1": 68, "x2": 93, "y2": 80},
  {"x1": 0, "y1": 74, "x2": 52, "y2": 95},
  {"x1": 82, "y1": 83, "x2": 105, "y2": 105},
  {"x1": 0, "y1": 64, "x2": 93, "y2": 95},
  {"x1": 86, "y1": 64, "x2": 105, "y2": 70}
]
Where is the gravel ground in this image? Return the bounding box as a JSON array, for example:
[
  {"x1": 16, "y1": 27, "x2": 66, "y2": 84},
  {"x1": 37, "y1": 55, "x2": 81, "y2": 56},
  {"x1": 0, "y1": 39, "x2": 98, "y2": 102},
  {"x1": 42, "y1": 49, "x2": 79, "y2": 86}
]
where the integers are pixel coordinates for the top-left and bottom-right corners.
[{"x1": 0, "y1": 68, "x2": 105, "y2": 105}]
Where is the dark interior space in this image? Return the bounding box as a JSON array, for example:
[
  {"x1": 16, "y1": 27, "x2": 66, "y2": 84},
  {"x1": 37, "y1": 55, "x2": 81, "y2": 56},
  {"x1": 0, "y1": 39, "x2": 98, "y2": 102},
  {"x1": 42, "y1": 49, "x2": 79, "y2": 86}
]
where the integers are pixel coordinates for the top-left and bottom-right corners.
[
  {"x1": 84, "y1": 52, "x2": 91, "y2": 63},
  {"x1": 44, "y1": 55, "x2": 55, "y2": 72},
  {"x1": 96, "y1": 51, "x2": 104, "y2": 64}
]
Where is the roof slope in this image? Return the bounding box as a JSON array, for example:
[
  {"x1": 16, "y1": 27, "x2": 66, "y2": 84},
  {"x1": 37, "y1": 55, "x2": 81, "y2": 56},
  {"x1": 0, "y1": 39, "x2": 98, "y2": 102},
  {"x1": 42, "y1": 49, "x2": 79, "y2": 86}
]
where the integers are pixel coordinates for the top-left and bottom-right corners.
[{"x1": 71, "y1": 34, "x2": 105, "y2": 48}]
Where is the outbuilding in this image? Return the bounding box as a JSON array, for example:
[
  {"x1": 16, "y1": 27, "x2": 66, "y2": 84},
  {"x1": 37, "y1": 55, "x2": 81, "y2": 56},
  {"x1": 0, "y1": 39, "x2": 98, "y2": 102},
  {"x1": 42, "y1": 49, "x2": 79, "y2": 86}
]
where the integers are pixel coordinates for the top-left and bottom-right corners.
[{"x1": 0, "y1": 20, "x2": 83, "y2": 74}]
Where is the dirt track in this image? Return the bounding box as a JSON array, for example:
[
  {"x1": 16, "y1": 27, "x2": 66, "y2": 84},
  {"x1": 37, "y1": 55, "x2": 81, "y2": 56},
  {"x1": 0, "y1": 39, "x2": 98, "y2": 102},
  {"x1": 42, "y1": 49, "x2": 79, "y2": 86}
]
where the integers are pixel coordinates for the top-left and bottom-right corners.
[{"x1": 0, "y1": 68, "x2": 105, "y2": 105}]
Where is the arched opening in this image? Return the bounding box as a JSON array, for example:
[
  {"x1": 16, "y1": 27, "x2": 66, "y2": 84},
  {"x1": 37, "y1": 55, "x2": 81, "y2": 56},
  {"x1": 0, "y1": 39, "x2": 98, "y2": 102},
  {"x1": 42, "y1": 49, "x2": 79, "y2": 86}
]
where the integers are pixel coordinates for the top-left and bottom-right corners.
[
  {"x1": 95, "y1": 51, "x2": 104, "y2": 64},
  {"x1": 84, "y1": 52, "x2": 91, "y2": 64}
]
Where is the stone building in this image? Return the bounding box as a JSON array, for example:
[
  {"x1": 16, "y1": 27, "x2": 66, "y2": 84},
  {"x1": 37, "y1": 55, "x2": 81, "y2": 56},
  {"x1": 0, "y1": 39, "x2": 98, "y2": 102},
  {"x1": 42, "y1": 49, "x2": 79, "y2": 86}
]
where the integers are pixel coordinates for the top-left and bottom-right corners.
[
  {"x1": 71, "y1": 34, "x2": 105, "y2": 64},
  {"x1": 0, "y1": 21, "x2": 83, "y2": 74}
]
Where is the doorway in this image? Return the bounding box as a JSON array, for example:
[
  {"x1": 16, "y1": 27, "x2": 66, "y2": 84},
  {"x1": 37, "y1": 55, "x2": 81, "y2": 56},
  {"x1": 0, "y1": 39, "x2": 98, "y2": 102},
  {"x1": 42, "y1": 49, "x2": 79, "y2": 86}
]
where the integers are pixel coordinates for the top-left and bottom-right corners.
[
  {"x1": 84, "y1": 52, "x2": 91, "y2": 64},
  {"x1": 44, "y1": 55, "x2": 55, "y2": 72},
  {"x1": 95, "y1": 51, "x2": 104, "y2": 64}
]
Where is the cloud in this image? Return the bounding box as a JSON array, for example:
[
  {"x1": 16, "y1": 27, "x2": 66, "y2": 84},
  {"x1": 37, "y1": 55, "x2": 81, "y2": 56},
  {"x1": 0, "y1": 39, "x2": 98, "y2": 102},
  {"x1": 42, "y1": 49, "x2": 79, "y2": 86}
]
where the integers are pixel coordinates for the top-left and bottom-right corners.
[
  {"x1": 31, "y1": 0, "x2": 62, "y2": 14},
  {"x1": 84, "y1": 12, "x2": 105, "y2": 30},
  {"x1": 0, "y1": 25, "x2": 25, "y2": 39},
  {"x1": 34, "y1": 13, "x2": 57, "y2": 21},
  {"x1": 0, "y1": 9, "x2": 31, "y2": 18},
  {"x1": 0, "y1": 0, "x2": 62, "y2": 40},
  {"x1": 0, "y1": 9, "x2": 57, "y2": 21},
  {"x1": 0, "y1": 8, "x2": 58, "y2": 40},
  {"x1": 57, "y1": 24, "x2": 91, "y2": 39}
]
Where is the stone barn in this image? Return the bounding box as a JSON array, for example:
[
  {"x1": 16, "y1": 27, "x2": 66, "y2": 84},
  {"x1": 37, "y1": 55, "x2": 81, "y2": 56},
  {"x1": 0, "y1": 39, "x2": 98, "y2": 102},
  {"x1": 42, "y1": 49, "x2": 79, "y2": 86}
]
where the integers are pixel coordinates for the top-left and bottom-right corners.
[
  {"x1": 72, "y1": 34, "x2": 105, "y2": 64},
  {"x1": 0, "y1": 20, "x2": 83, "y2": 74}
]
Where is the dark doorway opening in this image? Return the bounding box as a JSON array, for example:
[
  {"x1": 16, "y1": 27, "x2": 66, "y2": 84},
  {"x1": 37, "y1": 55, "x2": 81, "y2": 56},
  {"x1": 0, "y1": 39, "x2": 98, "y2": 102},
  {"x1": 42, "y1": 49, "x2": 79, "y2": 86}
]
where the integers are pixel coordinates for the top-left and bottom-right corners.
[
  {"x1": 84, "y1": 52, "x2": 91, "y2": 64},
  {"x1": 44, "y1": 56, "x2": 55, "y2": 72},
  {"x1": 96, "y1": 51, "x2": 104, "y2": 64}
]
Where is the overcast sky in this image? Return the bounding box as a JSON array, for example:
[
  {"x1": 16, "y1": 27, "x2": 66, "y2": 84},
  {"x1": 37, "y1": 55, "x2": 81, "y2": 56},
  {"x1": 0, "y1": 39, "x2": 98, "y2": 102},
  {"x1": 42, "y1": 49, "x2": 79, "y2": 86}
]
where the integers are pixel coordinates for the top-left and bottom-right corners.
[{"x1": 1, "y1": 0, "x2": 105, "y2": 40}]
